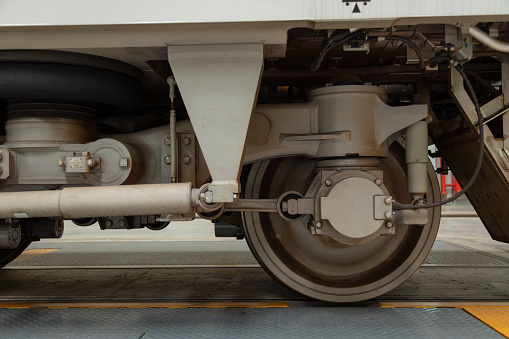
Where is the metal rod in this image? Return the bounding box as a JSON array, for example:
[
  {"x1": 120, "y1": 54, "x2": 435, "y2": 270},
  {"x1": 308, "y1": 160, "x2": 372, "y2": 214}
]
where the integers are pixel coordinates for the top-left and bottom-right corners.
[
  {"x1": 224, "y1": 199, "x2": 278, "y2": 213},
  {"x1": 168, "y1": 76, "x2": 178, "y2": 183}
]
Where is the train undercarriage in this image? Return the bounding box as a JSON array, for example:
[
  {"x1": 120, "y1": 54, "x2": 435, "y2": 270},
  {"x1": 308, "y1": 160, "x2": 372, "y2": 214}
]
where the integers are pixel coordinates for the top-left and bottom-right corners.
[{"x1": 1, "y1": 1, "x2": 509, "y2": 302}]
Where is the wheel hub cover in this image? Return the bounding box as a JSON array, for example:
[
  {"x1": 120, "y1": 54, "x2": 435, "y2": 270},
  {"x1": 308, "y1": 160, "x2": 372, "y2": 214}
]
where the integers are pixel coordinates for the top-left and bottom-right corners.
[{"x1": 320, "y1": 177, "x2": 385, "y2": 238}]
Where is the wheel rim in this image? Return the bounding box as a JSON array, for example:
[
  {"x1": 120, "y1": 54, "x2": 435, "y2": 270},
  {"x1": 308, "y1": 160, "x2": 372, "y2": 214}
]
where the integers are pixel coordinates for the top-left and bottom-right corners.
[
  {"x1": 243, "y1": 144, "x2": 441, "y2": 302},
  {"x1": 0, "y1": 238, "x2": 31, "y2": 268}
]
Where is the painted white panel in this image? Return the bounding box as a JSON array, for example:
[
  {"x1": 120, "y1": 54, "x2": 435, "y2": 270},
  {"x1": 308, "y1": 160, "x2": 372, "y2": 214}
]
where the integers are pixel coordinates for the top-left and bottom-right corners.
[{"x1": 0, "y1": 0, "x2": 508, "y2": 27}]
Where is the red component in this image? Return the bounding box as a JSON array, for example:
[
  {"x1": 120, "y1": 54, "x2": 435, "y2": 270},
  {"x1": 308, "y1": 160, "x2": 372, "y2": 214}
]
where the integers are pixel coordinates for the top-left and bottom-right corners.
[{"x1": 439, "y1": 158, "x2": 462, "y2": 196}]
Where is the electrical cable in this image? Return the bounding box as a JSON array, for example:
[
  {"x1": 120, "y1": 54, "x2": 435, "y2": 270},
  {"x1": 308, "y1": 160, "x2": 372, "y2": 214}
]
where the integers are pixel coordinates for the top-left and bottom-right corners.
[{"x1": 394, "y1": 61, "x2": 485, "y2": 210}]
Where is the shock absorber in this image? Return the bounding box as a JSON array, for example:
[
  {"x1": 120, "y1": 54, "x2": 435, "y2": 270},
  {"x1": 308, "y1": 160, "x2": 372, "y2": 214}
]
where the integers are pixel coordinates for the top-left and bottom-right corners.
[{"x1": 405, "y1": 121, "x2": 429, "y2": 204}]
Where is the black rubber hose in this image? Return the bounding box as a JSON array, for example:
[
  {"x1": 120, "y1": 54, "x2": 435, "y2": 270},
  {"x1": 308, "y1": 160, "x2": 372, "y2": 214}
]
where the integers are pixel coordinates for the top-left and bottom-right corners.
[{"x1": 394, "y1": 62, "x2": 485, "y2": 210}]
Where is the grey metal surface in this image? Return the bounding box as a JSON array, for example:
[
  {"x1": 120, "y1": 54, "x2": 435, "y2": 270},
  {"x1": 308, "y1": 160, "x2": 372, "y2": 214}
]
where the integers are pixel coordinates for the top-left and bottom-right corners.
[
  {"x1": 0, "y1": 307, "x2": 502, "y2": 339},
  {"x1": 2, "y1": 266, "x2": 509, "y2": 302},
  {"x1": 0, "y1": 267, "x2": 300, "y2": 302},
  {"x1": 425, "y1": 241, "x2": 509, "y2": 266},
  {"x1": 8, "y1": 241, "x2": 258, "y2": 267}
]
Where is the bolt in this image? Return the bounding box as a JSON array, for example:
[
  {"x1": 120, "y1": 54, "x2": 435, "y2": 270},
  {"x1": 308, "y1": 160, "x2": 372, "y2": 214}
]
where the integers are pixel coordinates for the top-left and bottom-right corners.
[
  {"x1": 119, "y1": 158, "x2": 129, "y2": 168},
  {"x1": 374, "y1": 178, "x2": 382, "y2": 186},
  {"x1": 164, "y1": 155, "x2": 171, "y2": 165},
  {"x1": 315, "y1": 221, "x2": 323, "y2": 229},
  {"x1": 87, "y1": 159, "x2": 95, "y2": 167},
  {"x1": 164, "y1": 137, "x2": 171, "y2": 146},
  {"x1": 182, "y1": 155, "x2": 192, "y2": 165},
  {"x1": 118, "y1": 220, "x2": 126, "y2": 228},
  {"x1": 385, "y1": 221, "x2": 393, "y2": 228},
  {"x1": 182, "y1": 137, "x2": 191, "y2": 146},
  {"x1": 325, "y1": 179, "x2": 333, "y2": 187},
  {"x1": 57, "y1": 159, "x2": 65, "y2": 167},
  {"x1": 385, "y1": 211, "x2": 392, "y2": 219},
  {"x1": 384, "y1": 196, "x2": 393, "y2": 204},
  {"x1": 104, "y1": 220, "x2": 113, "y2": 228}
]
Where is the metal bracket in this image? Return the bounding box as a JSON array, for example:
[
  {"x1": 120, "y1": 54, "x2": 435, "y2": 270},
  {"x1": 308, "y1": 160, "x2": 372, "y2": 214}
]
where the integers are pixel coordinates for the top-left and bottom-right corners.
[
  {"x1": 62, "y1": 152, "x2": 101, "y2": 173},
  {"x1": 0, "y1": 149, "x2": 13, "y2": 180},
  {"x1": 168, "y1": 44, "x2": 263, "y2": 202},
  {"x1": 393, "y1": 208, "x2": 428, "y2": 226}
]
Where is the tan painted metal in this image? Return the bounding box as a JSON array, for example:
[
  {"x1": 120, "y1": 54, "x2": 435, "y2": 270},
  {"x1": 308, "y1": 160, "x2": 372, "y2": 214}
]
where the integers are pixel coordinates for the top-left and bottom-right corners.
[
  {"x1": 168, "y1": 44, "x2": 263, "y2": 202},
  {"x1": 0, "y1": 183, "x2": 194, "y2": 219}
]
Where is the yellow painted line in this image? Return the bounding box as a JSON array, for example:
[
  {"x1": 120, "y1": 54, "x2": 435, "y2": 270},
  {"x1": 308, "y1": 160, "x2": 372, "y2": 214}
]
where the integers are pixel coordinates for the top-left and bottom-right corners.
[
  {"x1": 463, "y1": 306, "x2": 509, "y2": 338},
  {"x1": 12, "y1": 248, "x2": 59, "y2": 262},
  {"x1": 0, "y1": 301, "x2": 288, "y2": 309},
  {"x1": 379, "y1": 302, "x2": 509, "y2": 308}
]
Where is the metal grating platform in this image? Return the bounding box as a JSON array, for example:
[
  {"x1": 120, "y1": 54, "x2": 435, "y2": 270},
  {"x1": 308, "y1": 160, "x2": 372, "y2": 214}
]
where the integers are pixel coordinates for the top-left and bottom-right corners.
[
  {"x1": 8, "y1": 240, "x2": 509, "y2": 268},
  {"x1": 7, "y1": 241, "x2": 259, "y2": 267},
  {"x1": 424, "y1": 241, "x2": 509, "y2": 266},
  {"x1": 0, "y1": 307, "x2": 503, "y2": 339}
]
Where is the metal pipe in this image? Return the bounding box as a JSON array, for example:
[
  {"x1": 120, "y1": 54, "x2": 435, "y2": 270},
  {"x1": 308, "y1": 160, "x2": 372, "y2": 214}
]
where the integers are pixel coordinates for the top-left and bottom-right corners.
[
  {"x1": 0, "y1": 183, "x2": 194, "y2": 219},
  {"x1": 469, "y1": 27, "x2": 509, "y2": 53},
  {"x1": 170, "y1": 109, "x2": 177, "y2": 182}
]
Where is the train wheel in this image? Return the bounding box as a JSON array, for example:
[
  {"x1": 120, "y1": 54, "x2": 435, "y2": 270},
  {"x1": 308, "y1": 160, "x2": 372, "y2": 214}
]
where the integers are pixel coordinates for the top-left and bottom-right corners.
[
  {"x1": 0, "y1": 238, "x2": 31, "y2": 268},
  {"x1": 242, "y1": 144, "x2": 441, "y2": 302}
]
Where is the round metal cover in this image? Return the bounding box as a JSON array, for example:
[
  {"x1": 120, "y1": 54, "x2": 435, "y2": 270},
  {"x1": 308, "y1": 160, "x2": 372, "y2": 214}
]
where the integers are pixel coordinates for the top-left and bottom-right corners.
[{"x1": 320, "y1": 177, "x2": 384, "y2": 238}]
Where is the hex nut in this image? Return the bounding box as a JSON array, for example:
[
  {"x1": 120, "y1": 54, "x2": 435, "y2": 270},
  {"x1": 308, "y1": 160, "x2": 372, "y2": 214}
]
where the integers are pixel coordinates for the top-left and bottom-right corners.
[
  {"x1": 104, "y1": 220, "x2": 113, "y2": 228},
  {"x1": 87, "y1": 159, "x2": 95, "y2": 167},
  {"x1": 325, "y1": 179, "x2": 333, "y2": 187},
  {"x1": 164, "y1": 137, "x2": 171, "y2": 146},
  {"x1": 315, "y1": 221, "x2": 323, "y2": 229},
  {"x1": 182, "y1": 155, "x2": 192, "y2": 165},
  {"x1": 385, "y1": 221, "x2": 393, "y2": 228},
  {"x1": 118, "y1": 220, "x2": 126, "y2": 227},
  {"x1": 384, "y1": 196, "x2": 393, "y2": 204},
  {"x1": 57, "y1": 159, "x2": 65, "y2": 167},
  {"x1": 374, "y1": 178, "x2": 382, "y2": 186},
  {"x1": 384, "y1": 211, "x2": 392, "y2": 219},
  {"x1": 164, "y1": 156, "x2": 171, "y2": 165},
  {"x1": 182, "y1": 137, "x2": 191, "y2": 146}
]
